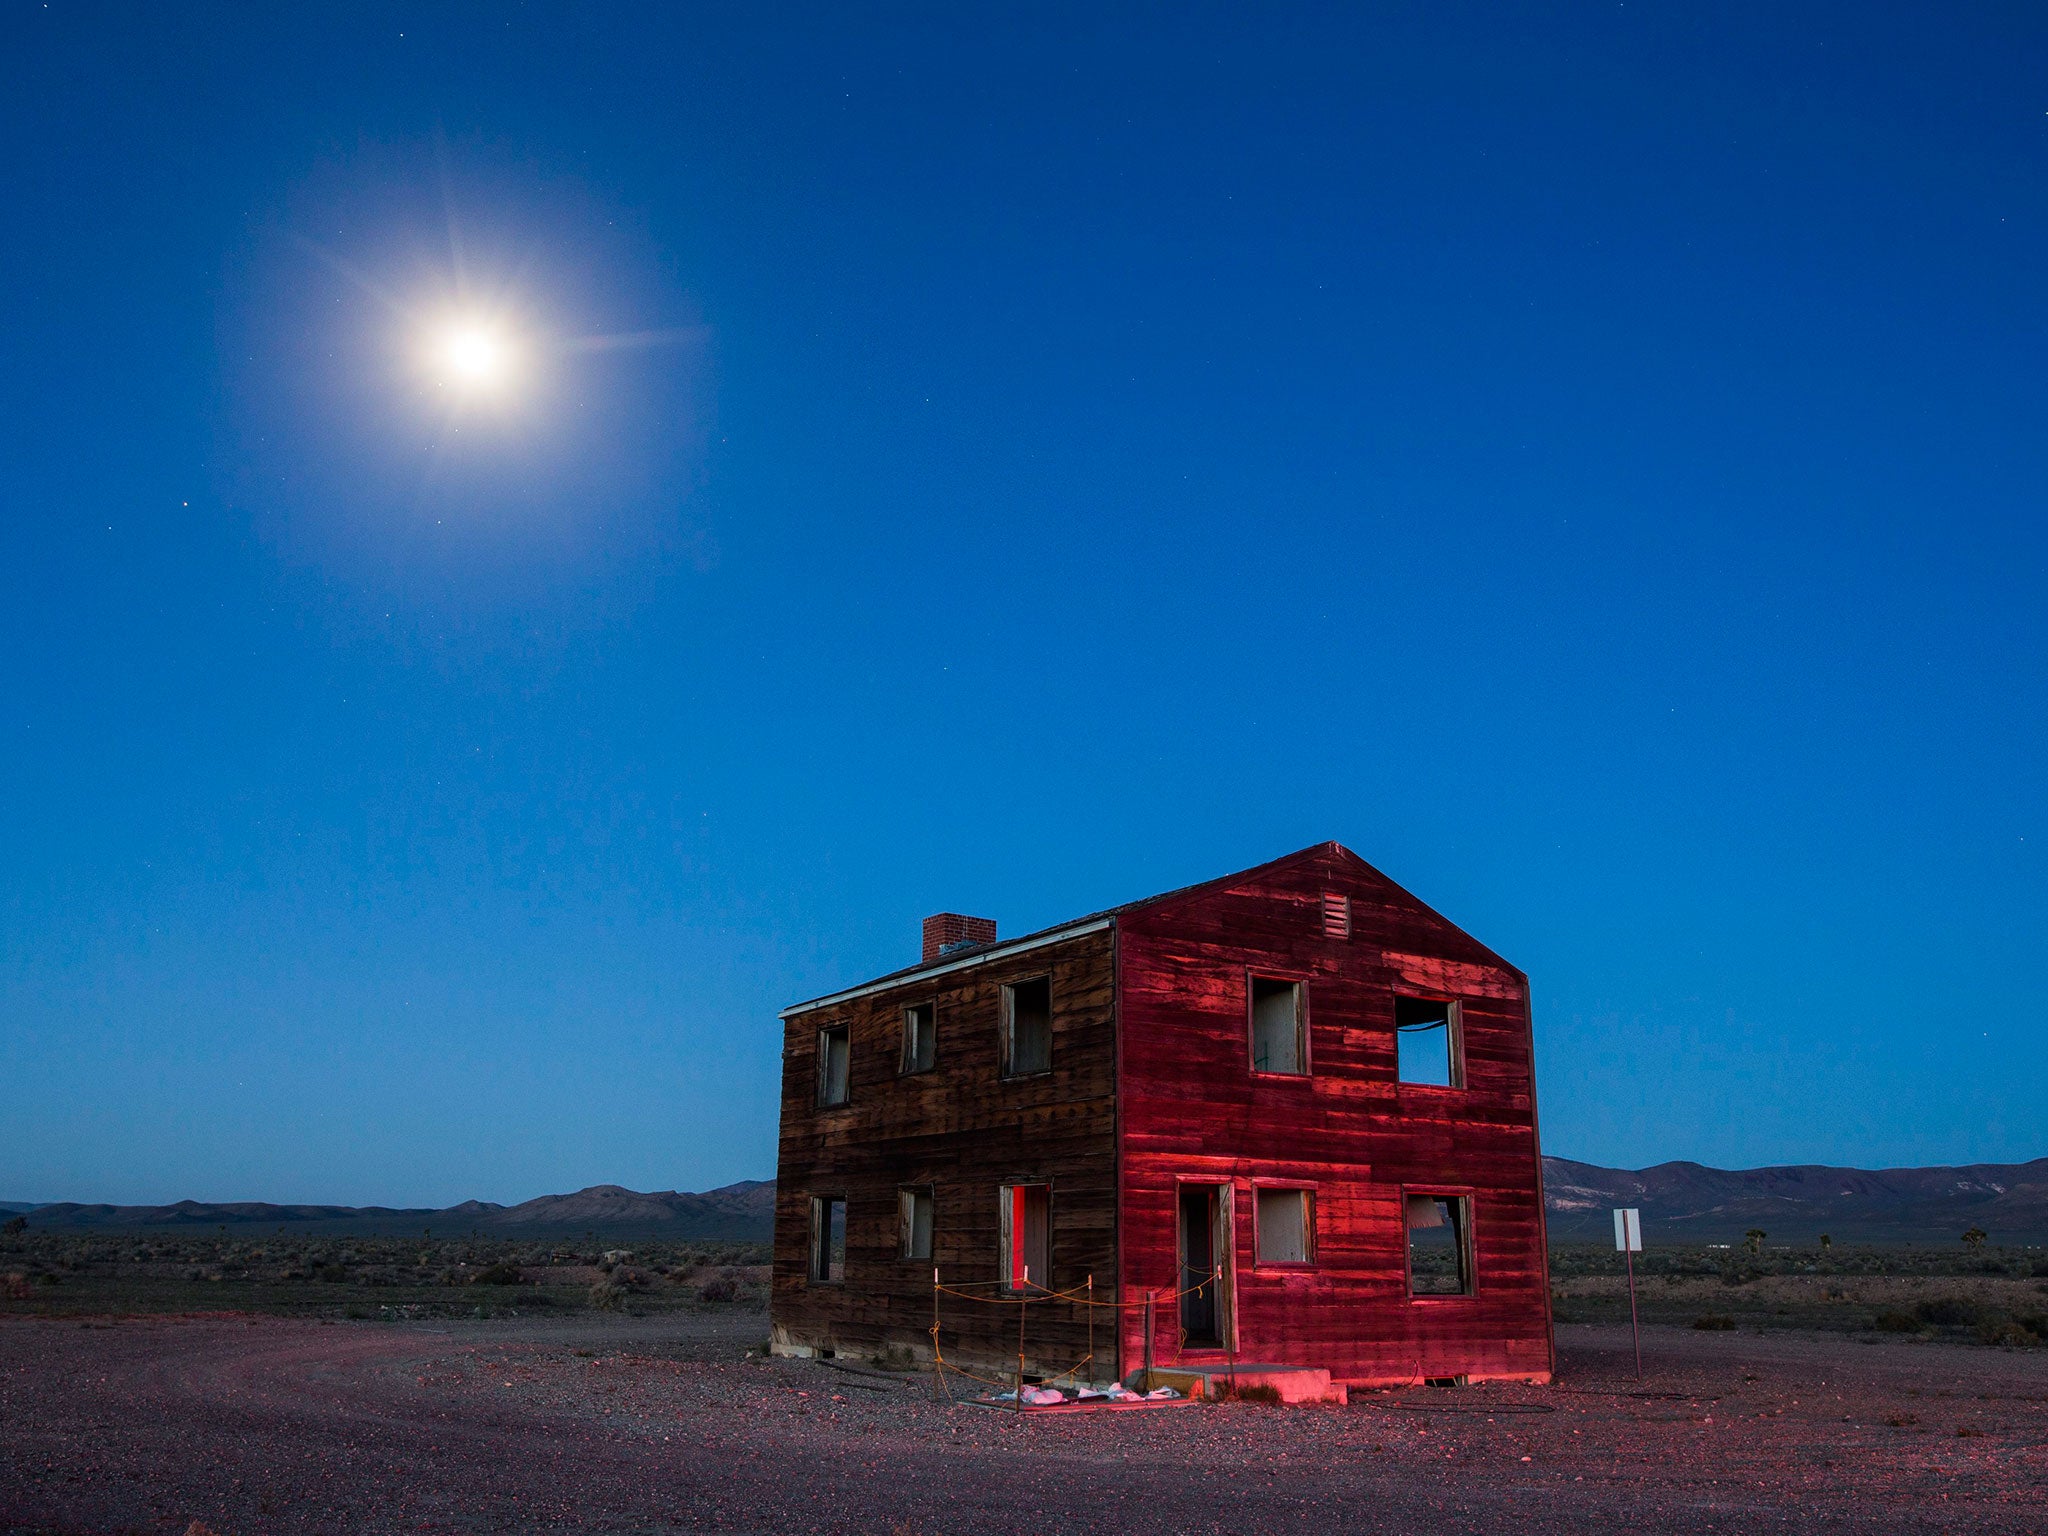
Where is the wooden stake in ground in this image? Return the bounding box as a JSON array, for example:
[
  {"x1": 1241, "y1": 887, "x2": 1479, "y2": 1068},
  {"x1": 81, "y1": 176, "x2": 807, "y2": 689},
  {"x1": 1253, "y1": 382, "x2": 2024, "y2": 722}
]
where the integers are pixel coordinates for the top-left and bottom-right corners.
[
  {"x1": 929, "y1": 1267, "x2": 950, "y2": 1402},
  {"x1": 1142, "y1": 1289, "x2": 1155, "y2": 1387},
  {"x1": 1016, "y1": 1266, "x2": 1028, "y2": 1414}
]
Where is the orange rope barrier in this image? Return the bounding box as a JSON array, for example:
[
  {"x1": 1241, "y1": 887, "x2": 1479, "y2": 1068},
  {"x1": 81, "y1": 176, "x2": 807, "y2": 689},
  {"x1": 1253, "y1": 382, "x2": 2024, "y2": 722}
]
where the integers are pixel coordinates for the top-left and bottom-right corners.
[
  {"x1": 933, "y1": 1272, "x2": 1215, "y2": 1310},
  {"x1": 928, "y1": 1264, "x2": 1225, "y2": 1405},
  {"x1": 931, "y1": 1349, "x2": 1021, "y2": 1392}
]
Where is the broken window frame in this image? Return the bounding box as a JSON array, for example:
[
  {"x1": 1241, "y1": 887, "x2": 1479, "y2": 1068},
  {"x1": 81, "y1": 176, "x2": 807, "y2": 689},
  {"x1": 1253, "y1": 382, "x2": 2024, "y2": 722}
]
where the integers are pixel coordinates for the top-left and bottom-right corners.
[
  {"x1": 1251, "y1": 1182, "x2": 1318, "y2": 1269},
  {"x1": 1247, "y1": 973, "x2": 1311, "y2": 1077},
  {"x1": 808, "y1": 1193, "x2": 847, "y2": 1284},
  {"x1": 998, "y1": 1181, "x2": 1051, "y2": 1293},
  {"x1": 999, "y1": 976, "x2": 1054, "y2": 1080},
  {"x1": 1393, "y1": 993, "x2": 1465, "y2": 1089},
  {"x1": 898, "y1": 1184, "x2": 935, "y2": 1262},
  {"x1": 1402, "y1": 1188, "x2": 1476, "y2": 1298},
  {"x1": 815, "y1": 1022, "x2": 851, "y2": 1108},
  {"x1": 900, "y1": 1000, "x2": 937, "y2": 1076}
]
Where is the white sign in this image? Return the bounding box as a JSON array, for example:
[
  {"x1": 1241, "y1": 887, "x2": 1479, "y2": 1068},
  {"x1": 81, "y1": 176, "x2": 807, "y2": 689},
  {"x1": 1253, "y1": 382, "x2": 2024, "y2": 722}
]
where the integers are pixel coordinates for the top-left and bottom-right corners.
[{"x1": 1613, "y1": 1207, "x2": 1642, "y2": 1253}]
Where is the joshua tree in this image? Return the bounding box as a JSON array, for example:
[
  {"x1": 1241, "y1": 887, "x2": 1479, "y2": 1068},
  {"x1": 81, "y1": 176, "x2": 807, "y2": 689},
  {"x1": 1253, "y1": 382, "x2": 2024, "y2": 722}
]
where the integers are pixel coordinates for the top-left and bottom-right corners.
[
  {"x1": 1962, "y1": 1227, "x2": 1987, "y2": 1248},
  {"x1": 1744, "y1": 1228, "x2": 1766, "y2": 1256}
]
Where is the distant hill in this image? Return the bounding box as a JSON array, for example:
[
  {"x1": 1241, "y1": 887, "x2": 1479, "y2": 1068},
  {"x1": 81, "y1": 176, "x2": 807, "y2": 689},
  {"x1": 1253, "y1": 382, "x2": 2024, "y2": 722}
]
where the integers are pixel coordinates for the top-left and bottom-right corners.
[
  {"x1": 16, "y1": 1181, "x2": 775, "y2": 1241},
  {"x1": 1542, "y1": 1156, "x2": 2048, "y2": 1245},
  {"x1": 488, "y1": 1182, "x2": 774, "y2": 1239},
  {"x1": 14, "y1": 1159, "x2": 2045, "y2": 1245}
]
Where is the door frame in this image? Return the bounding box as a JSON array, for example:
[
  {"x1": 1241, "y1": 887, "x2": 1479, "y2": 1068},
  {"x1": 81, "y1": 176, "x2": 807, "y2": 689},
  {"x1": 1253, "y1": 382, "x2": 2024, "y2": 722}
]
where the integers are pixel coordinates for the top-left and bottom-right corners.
[{"x1": 1173, "y1": 1177, "x2": 1237, "y2": 1353}]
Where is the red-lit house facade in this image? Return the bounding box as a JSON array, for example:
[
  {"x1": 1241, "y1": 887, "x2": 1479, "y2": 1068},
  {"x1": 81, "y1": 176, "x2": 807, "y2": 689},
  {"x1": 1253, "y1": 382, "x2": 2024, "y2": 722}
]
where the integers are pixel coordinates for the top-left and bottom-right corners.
[{"x1": 771, "y1": 842, "x2": 1554, "y2": 1389}]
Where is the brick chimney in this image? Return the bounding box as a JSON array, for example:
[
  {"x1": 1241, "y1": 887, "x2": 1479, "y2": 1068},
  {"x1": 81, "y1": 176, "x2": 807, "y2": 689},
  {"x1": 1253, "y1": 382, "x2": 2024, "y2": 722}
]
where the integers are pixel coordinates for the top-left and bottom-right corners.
[{"x1": 922, "y1": 912, "x2": 997, "y2": 964}]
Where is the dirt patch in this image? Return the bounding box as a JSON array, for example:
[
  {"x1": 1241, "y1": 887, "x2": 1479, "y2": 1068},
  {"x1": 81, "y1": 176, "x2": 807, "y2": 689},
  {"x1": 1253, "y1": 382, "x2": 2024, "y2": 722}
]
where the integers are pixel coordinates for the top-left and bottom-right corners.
[{"x1": 2, "y1": 1312, "x2": 2043, "y2": 1533}]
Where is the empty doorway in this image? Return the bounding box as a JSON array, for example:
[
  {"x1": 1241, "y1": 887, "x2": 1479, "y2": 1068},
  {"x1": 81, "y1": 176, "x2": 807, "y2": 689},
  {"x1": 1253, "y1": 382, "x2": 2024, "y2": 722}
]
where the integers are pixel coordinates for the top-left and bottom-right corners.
[{"x1": 1177, "y1": 1184, "x2": 1231, "y2": 1348}]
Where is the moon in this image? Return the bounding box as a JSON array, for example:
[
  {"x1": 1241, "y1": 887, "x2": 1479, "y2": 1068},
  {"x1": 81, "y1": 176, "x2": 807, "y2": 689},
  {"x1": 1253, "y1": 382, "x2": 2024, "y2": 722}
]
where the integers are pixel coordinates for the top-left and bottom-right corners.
[{"x1": 427, "y1": 318, "x2": 519, "y2": 393}]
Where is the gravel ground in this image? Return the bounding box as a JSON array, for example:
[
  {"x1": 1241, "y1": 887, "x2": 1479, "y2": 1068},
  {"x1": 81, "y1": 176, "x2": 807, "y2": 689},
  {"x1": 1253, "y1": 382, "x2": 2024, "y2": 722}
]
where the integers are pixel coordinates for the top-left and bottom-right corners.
[{"x1": 3, "y1": 1311, "x2": 2043, "y2": 1534}]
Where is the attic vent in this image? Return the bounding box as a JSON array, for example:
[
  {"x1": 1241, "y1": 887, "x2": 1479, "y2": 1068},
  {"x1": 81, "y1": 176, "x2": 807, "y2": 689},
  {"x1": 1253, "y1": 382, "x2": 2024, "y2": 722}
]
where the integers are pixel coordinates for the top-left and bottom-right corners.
[{"x1": 1321, "y1": 892, "x2": 1350, "y2": 938}]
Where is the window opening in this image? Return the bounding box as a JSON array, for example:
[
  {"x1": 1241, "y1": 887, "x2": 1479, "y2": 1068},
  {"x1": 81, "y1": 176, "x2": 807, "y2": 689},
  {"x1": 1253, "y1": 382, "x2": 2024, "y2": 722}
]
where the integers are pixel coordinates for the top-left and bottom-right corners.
[
  {"x1": 899, "y1": 1185, "x2": 934, "y2": 1261},
  {"x1": 1000, "y1": 1183, "x2": 1050, "y2": 1291},
  {"x1": 816, "y1": 1023, "x2": 850, "y2": 1107},
  {"x1": 808, "y1": 1195, "x2": 846, "y2": 1283},
  {"x1": 1406, "y1": 1193, "x2": 1474, "y2": 1295},
  {"x1": 1395, "y1": 995, "x2": 1462, "y2": 1087},
  {"x1": 1250, "y1": 977, "x2": 1306, "y2": 1075},
  {"x1": 1322, "y1": 891, "x2": 1351, "y2": 938},
  {"x1": 1177, "y1": 1185, "x2": 1228, "y2": 1345},
  {"x1": 1256, "y1": 1187, "x2": 1314, "y2": 1265},
  {"x1": 901, "y1": 1002, "x2": 936, "y2": 1074},
  {"x1": 1001, "y1": 977, "x2": 1052, "y2": 1077}
]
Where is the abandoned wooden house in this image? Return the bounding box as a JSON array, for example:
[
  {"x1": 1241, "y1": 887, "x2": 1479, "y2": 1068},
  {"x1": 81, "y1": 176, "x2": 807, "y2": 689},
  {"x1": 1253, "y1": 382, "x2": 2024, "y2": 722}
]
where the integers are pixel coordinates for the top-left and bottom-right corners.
[{"x1": 770, "y1": 842, "x2": 1553, "y2": 1392}]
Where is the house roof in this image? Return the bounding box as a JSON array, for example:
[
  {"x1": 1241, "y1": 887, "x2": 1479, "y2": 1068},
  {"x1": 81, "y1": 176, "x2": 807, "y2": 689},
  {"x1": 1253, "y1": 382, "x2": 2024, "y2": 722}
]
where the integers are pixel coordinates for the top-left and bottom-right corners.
[{"x1": 779, "y1": 842, "x2": 1353, "y2": 1018}]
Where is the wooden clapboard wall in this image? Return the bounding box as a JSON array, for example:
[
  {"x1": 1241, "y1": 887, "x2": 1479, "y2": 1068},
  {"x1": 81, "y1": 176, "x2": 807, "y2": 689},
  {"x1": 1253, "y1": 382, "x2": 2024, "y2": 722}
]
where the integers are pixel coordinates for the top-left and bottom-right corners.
[
  {"x1": 770, "y1": 926, "x2": 1118, "y2": 1377},
  {"x1": 1116, "y1": 843, "x2": 1554, "y2": 1386}
]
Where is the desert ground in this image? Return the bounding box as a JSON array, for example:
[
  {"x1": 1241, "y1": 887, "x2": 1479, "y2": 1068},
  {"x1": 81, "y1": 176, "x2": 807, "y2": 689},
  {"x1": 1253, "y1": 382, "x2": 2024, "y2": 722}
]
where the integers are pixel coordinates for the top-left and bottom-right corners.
[
  {"x1": 4, "y1": 1234, "x2": 2042, "y2": 1532},
  {"x1": 4, "y1": 1305, "x2": 2044, "y2": 1536}
]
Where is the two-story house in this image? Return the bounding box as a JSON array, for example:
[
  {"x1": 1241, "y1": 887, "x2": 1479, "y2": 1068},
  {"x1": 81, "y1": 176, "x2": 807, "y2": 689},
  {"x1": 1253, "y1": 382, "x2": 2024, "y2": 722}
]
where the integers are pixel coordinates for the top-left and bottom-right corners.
[{"x1": 770, "y1": 842, "x2": 1553, "y2": 1390}]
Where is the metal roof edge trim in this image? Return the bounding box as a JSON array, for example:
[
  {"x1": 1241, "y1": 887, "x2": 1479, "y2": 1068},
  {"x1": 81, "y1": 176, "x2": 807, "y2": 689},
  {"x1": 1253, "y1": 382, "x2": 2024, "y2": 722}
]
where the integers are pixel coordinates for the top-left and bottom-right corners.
[{"x1": 778, "y1": 917, "x2": 1115, "y2": 1019}]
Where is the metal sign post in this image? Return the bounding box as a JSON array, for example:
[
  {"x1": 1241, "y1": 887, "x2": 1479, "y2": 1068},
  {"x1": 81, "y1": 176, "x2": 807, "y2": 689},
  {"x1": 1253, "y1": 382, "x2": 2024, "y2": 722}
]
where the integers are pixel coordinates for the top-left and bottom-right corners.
[{"x1": 1613, "y1": 1207, "x2": 1643, "y2": 1379}]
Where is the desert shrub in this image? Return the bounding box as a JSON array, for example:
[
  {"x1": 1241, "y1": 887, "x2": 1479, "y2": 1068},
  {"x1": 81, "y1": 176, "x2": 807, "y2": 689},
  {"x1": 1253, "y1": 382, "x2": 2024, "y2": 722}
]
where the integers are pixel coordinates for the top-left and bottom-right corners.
[
  {"x1": 1973, "y1": 1311, "x2": 2041, "y2": 1347},
  {"x1": 1692, "y1": 1315, "x2": 1736, "y2": 1331},
  {"x1": 1872, "y1": 1310, "x2": 1920, "y2": 1333},
  {"x1": 1913, "y1": 1298, "x2": 1978, "y2": 1327},
  {"x1": 470, "y1": 1262, "x2": 523, "y2": 1286},
  {"x1": 695, "y1": 1275, "x2": 739, "y2": 1303},
  {"x1": 589, "y1": 1278, "x2": 627, "y2": 1312}
]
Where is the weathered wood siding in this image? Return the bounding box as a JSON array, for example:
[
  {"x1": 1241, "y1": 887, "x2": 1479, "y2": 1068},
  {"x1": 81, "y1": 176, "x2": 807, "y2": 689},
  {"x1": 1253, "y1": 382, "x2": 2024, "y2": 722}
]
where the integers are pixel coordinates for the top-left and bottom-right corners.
[
  {"x1": 771, "y1": 927, "x2": 1118, "y2": 1377},
  {"x1": 1117, "y1": 845, "x2": 1553, "y2": 1386}
]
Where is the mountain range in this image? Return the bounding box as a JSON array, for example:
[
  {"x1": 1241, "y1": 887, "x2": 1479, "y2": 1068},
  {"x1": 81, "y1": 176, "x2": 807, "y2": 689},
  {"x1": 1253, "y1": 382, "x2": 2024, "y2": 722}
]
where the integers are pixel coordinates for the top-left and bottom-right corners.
[
  {"x1": 1541, "y1": 1157, "x2": 2048, "y2": 1244},
  {"x1": 10, "y1": 1158, "x2": 2046, "y2": 1244},
  {"x1": 11, "y1": 1181, "x2": 775, "y2": 1241}
]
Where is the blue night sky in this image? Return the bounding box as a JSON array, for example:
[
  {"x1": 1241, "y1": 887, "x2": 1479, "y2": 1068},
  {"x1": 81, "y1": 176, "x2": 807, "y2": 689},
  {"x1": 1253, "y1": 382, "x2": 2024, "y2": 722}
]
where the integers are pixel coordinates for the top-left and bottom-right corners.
[{"x1": 3, "y1": 5, "x2": 2043, "y2": 1205}]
